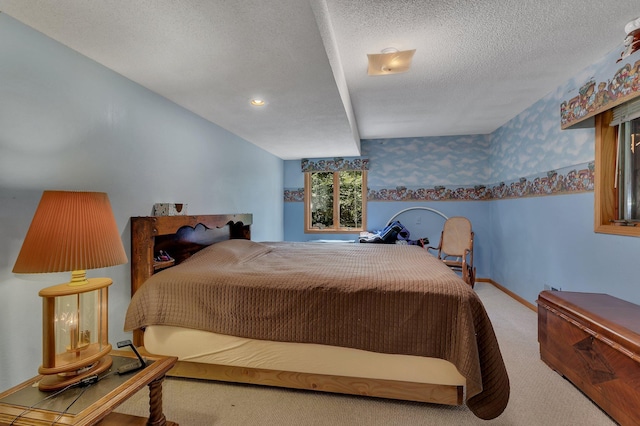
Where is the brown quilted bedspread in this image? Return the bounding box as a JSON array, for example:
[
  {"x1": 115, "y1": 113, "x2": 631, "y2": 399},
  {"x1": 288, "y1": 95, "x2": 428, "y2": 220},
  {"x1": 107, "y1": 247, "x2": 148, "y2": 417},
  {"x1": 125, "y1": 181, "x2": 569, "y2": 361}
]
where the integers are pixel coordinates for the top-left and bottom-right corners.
[{"x1": 124, "y1": 240, "x2": 509, "y2": 419}]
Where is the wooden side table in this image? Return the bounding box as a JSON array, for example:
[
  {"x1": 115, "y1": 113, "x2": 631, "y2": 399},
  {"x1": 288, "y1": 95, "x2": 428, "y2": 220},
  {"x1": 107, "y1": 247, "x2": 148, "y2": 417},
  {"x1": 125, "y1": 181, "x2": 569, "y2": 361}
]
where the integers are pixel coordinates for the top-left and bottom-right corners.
[{"x1": 0, "y1": 351, "x2": 177, "y2": 426}]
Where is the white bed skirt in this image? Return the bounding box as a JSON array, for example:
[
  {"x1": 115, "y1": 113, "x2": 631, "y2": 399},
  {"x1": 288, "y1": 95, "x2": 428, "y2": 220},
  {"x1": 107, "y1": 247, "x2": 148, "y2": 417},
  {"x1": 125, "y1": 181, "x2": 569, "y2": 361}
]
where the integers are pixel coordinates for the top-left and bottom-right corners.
[{"x1": 144, "y1": 325, "x2": 466, "y2": 386}]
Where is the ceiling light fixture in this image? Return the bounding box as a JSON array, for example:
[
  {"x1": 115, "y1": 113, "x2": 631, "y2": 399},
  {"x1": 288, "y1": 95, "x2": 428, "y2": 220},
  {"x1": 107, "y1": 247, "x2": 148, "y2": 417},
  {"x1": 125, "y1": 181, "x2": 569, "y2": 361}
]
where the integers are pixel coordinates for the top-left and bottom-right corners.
[
  {"x1": 250, "y1": 99, "x2": 266, "y2": 107},
  {"x1": 617, "y1": 16, "x2": 640, "y2": 63},
  {"x1": 367, "y1": 47, "x2": 416, "y2": 76}
]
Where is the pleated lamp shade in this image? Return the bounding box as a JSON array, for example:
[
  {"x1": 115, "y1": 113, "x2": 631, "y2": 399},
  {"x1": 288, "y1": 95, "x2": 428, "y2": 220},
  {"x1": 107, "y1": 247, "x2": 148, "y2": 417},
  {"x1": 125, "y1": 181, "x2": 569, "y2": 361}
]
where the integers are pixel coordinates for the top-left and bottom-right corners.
[{"x1": 13, "y1": 191, "x2": 128, "y2": 276}]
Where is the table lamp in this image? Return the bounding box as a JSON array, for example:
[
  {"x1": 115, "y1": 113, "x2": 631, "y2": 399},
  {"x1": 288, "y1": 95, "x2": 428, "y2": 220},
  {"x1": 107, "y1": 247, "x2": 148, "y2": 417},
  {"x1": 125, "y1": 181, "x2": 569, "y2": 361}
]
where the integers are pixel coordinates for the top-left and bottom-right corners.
[{"x1": 12, "y1": 191, "x2": 128, "y2": 391}]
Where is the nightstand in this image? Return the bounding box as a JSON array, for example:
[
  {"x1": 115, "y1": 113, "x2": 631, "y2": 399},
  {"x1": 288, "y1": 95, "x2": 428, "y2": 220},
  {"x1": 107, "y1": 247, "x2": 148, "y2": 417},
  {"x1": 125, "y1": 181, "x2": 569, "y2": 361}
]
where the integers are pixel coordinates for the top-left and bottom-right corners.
[{"x1": 0, "y1": 351, "x2": 177, "y2": 425}]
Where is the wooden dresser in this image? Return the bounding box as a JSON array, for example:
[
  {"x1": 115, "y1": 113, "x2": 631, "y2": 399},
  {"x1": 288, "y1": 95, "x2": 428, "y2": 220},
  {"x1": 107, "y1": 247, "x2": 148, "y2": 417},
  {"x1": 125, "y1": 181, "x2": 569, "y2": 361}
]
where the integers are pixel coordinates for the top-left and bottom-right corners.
[{"x1": 537, "y1": 291, "x2": 640, "y2": 426}]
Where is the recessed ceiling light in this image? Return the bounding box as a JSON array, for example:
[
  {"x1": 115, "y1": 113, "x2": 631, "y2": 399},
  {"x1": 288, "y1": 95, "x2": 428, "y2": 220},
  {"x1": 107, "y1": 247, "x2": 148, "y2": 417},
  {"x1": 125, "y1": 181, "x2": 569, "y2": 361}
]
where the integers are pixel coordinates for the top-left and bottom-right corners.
[{"x1": 250, "y1": 99, "x2": 266, "y2": 107}]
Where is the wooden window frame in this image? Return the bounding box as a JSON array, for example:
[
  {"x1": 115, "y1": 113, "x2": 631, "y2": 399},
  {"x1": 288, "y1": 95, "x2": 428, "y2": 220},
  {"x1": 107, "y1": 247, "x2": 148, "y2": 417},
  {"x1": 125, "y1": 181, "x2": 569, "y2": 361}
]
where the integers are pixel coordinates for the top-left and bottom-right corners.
[
  {"x1": 594, "y1": 110, "x2": 640, "y2": 237},
  {"x1": 304, "y1": 170, "x2": 367, "y2": 234}
]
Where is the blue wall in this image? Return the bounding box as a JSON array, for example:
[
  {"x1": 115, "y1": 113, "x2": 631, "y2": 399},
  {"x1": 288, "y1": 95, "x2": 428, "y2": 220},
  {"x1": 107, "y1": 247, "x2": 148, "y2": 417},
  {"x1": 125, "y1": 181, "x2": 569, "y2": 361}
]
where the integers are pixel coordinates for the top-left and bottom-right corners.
[
  {"x1": 284, "y1": 135, "x2": 490, "y2": 277},
  {"x1": 489, "y1": 44, "x2": 640, "y2": 305},
  {"x1": 0, "y1": 14, "x2": 284, "y2": 389},
  {"x1": 490, "y1": 192, "x2": 640, "y2": 304},
  {"x1": 365, "y1": 135, "x2": 492, "y2": 187}
]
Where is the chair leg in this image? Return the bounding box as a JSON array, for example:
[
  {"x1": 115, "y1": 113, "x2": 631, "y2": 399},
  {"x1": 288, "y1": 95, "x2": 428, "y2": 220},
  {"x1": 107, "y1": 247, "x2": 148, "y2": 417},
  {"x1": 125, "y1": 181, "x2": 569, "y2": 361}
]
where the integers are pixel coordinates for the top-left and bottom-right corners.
[
  {"x1": 470, "y1": 266, "x2": 476, "y2": 289},
  {"x1": 462, "y1": 265, "x2": 475, "y2": 288}
]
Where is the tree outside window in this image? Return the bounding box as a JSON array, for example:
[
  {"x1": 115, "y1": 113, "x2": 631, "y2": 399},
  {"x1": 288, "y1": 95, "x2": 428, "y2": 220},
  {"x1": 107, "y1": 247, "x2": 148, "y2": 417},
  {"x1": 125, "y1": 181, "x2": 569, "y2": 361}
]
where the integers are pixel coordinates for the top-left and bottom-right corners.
[{"x1": 305, "y1": 170, "x2": 366, "y2": 233}]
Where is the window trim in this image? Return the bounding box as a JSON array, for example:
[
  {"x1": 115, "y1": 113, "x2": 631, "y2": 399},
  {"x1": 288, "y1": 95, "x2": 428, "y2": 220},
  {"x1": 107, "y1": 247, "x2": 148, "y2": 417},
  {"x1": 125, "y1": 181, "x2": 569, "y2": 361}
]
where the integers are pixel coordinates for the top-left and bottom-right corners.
[
  {"x1": 594, "y1": 110, "x2": 640, "y2": 237},
  {"x1": 304, "y1": 170, "x2": 367, "y2": 234}
]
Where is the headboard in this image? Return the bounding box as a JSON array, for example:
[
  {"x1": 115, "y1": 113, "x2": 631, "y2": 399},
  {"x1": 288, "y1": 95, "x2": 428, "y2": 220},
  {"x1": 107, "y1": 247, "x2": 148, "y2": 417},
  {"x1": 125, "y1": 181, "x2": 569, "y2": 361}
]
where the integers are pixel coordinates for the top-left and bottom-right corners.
[
  {"x1": 130, "y1": 213, "x2": 252, "y2": 294},
  {"x1": 130, "y1": 214, "x2": 252, "y2": 345}
]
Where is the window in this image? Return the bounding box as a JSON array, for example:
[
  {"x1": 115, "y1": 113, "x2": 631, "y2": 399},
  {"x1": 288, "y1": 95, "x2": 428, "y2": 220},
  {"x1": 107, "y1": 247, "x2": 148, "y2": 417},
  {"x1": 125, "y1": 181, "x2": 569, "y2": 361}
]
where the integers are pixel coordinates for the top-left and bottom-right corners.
[
  {"x1": 304, "y1": 170, "x2": 367, "y2": 233},
  {"x1": 595, "y1": 97, "x2": 640, "y2": 237},
  {"x1": 616, "y1": 116, "x2": 640, "y2": 221}
]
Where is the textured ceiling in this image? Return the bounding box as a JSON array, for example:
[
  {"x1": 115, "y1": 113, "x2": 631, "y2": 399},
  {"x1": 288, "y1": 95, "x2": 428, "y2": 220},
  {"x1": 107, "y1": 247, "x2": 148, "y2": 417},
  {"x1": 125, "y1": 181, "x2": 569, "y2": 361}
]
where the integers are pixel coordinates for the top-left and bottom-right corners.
[{"x1": 0, "y1": 1, "x2": 638, "y2": 159}]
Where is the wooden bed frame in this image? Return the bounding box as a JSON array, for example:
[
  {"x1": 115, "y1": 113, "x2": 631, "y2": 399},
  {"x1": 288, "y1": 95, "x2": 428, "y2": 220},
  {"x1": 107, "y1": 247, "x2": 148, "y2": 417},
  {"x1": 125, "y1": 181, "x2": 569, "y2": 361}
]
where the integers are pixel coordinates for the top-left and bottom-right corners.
[{"x1": 129, "y1": 214, "x2": 464, "y2": 406}]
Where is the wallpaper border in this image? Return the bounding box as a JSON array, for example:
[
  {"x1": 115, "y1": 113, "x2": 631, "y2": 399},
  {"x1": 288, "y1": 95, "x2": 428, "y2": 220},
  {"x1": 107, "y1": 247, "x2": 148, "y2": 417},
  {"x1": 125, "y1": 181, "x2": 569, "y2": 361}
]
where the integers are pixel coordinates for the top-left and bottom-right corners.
[
  {"x1": 284, "y1": 161, "x2": 594, "y2": 202},
  {"x1": 561, "y1": 56, "x2": 640, "y2": 129}
]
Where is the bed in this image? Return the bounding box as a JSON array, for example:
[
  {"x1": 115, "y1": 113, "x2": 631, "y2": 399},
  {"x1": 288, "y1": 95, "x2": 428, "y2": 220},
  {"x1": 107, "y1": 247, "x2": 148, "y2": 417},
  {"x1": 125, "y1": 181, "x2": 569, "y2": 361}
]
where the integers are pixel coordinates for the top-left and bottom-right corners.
[{"x1": 125, "y1": 214, "x2": 509, "y2": 420}]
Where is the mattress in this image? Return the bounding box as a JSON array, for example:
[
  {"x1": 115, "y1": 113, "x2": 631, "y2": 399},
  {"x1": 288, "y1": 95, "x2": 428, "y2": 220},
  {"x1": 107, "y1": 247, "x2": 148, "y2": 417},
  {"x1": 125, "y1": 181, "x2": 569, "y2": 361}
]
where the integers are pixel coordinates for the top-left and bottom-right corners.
[{"x1": 144, "y1": 325, "x2": 466, "y2": 386}]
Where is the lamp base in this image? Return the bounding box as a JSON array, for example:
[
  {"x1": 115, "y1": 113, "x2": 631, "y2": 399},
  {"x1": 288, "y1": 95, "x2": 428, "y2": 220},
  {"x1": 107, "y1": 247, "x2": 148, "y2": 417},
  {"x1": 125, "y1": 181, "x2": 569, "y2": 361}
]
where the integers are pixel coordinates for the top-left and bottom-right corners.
[{"x1": 38, "y1": 355, "x2": 113, "y2": 392}]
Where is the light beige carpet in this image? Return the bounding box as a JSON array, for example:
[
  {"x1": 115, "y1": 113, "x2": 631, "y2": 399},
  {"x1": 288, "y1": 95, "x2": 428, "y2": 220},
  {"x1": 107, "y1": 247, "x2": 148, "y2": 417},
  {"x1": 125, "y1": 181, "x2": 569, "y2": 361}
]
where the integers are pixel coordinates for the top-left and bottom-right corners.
[{"x1": 115, "y1": 282, "x2": 616, "y2": 425}]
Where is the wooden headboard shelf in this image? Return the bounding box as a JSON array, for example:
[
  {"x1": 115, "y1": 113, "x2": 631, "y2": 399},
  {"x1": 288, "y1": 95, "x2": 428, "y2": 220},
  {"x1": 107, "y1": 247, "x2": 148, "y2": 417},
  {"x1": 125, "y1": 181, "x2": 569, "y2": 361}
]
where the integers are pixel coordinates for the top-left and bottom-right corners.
[{"x1": 130, "y1": 214, "x2": 252, "y2": 345}]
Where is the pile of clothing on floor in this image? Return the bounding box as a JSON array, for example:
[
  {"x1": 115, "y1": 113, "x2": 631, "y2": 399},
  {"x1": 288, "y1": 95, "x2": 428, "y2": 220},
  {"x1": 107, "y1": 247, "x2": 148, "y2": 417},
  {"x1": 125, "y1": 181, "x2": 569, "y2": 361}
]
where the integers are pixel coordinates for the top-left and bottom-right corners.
[{"x1": 359, "y1": 221, "x2": 429, "y2": 247}]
